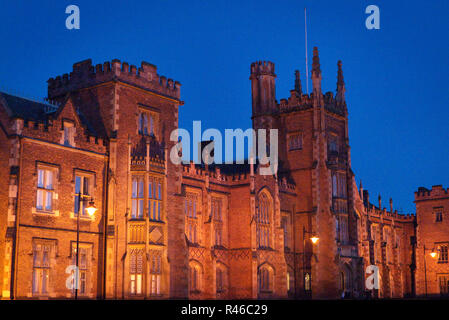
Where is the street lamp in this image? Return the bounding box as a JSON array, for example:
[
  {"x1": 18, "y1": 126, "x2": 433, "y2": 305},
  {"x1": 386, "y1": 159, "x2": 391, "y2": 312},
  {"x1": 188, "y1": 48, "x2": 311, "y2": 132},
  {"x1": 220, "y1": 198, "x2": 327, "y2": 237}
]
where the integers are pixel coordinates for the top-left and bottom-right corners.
[
  {"x1": 74, "y1": 193, "x2": 97, "y2": 300},
  {"x1": 423, "y1": 244, "x2": 438, "y2": 297},
  {"x1": 303, "y1": 226, "x2": 319, "y2": 297}
]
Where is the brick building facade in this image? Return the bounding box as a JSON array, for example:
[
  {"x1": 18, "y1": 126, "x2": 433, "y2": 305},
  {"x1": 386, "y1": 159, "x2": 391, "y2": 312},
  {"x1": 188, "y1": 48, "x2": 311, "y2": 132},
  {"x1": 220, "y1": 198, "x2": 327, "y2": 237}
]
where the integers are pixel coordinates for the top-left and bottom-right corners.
[{"x1": 0, "y1": 49, "x2": 445, "y2": 299}]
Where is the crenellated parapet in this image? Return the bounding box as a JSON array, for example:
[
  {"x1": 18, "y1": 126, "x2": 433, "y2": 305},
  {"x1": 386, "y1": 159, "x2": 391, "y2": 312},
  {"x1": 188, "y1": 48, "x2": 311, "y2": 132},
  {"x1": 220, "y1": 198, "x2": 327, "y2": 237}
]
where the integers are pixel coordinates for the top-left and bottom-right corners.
[
  {"x1": 250, "y1": 61, "x2": 276, "y2": 77},
  {"x1": 415, "y1": 185, "x2": 449, "y2": 201},
  {"x1": 182, "y1": 162, "x2": 250, "y2": 184},
  {"x1": 47, "y1": 59, "x2": 181, "y2": 100}
]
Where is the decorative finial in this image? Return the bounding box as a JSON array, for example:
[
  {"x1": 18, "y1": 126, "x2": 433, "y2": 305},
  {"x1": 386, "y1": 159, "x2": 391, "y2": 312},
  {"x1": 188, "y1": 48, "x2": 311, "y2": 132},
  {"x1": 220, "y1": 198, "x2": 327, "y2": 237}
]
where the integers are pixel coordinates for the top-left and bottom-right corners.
[{"x1": 294, "y1": 70, "x2": 302, "y2": 94}]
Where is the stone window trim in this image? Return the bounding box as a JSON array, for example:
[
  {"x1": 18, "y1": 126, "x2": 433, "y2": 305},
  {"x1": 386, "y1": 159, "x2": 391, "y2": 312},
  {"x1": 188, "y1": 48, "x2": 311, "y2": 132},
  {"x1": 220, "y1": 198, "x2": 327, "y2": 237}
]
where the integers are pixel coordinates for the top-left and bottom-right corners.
[
  {"x1": 61, "y1": 119, "x2": 76, "y2": 147},
  {"x1": 434, "y1": 207, "x2": 444, "y2": 223},
  {"x1": 31, "y1": 238, "x2": 57, "y2": 297},
  {"x1": 69, "y1": 242, "x2": 94, "y2": 297},
  {"x1": 71, "y1": 170, "x2": 96, "y2": 220},
  {"x1": 287, "y1": 131, "x2": 303, "y2": 151},
  {"x1": 137, "y1": 107, "x2": 160, "y2": 138},
  {"x1": 33, "y1": 163, "x2": 60, "y2": 216},
  {"x1": 436, "y1": 242, "x2": 449, "y2": 264}
]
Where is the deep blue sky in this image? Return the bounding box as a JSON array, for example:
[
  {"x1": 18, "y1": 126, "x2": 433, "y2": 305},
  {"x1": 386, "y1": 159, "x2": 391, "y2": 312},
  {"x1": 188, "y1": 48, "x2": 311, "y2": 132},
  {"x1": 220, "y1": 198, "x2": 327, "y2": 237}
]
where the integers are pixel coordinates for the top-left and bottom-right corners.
[{"x1": 0, "y1": 0, "x2": 448, "y2": 213}]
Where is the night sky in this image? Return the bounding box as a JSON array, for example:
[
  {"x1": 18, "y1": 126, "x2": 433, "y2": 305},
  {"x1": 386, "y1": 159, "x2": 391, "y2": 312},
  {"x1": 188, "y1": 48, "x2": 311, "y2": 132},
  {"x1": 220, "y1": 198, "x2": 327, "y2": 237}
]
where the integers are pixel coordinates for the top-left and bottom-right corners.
[{"x1": 0, "y1": 0, "x2": 448, "y2": 213}]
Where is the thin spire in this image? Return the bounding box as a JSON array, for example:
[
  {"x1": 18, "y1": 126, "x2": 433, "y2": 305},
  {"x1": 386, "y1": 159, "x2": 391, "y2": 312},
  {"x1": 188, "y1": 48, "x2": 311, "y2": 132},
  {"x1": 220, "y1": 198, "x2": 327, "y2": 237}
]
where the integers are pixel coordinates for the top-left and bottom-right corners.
[
  {"x1": 294, "y1": 70, "x2": 302, "y2": 94},
  {"x1": 336, "y1": 60, "x2": 345, "y2": 103},
  {"x1": 304, "y1": 8, "x2": 309, "y2": 95}
]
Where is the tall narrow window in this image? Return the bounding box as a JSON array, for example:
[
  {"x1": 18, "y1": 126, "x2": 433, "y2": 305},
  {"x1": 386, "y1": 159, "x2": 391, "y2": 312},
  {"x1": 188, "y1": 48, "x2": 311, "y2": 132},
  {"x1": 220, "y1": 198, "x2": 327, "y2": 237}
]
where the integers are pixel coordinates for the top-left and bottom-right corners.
[
  {"x1": 138, "y1": 112, "x2": 148, "y2": 135},
  {"x1": 74, "y1": 175, "x2": 91, "y2": 217},
  {"x1": 258, "y1": 267, "x2": 271, "y2": 292},
  {"x1": 185, "y1": 193, "x2": 199, "y2": 245},
  {"x1": 63, "y1": 122, "x2": 75, "y2": 146},
  {"x1": 304, "y1": 272, "x2": 311, "y2": 291},
  {"x1": 132, "y1": 177, "x2": 144, "y2": 219},
  {"x1": 150, "y1": 252, "x2": 162, "y2": 296},
  {"x1": 36, "y1": 168, "x2": 54, "y2": 212},
  {"x1": 216, "y1": 268, "x2": 225, "y2": 293},
  {"x1": 281, "y1": 216, "x2": 289, "y2": 249},
  {"x1": 438, "y1": 275, "x2": 449, "y2": 296},
  {"x1": 257, "y1": 193, "x2": 271, "y2": 248},
  {"x1": 32, "y1": 243, "x2": 51, "y2": 295},
  {"x1": 71, "y1": 244, "x2": 91, "y2": 295},
  {"x1": 190, "y1": 264, "x2": 201, "y2": 292},
  {"x1": 439, "y1": 245, "x2": 448, "y2": 263},
  {"x1": 149, "y1": 179, "x2": 162, "y2": 221},
  {"x1": 130, "y1": 250, "x2": 143, "y2": 295}
]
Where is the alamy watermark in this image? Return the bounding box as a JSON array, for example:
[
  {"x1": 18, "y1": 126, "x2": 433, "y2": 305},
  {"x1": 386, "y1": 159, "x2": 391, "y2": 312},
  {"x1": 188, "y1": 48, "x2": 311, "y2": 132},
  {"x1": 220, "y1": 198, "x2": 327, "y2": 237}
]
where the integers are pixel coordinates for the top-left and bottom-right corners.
[{"x1": 169, "y1": 121, "x2": 278, "y2": 176}]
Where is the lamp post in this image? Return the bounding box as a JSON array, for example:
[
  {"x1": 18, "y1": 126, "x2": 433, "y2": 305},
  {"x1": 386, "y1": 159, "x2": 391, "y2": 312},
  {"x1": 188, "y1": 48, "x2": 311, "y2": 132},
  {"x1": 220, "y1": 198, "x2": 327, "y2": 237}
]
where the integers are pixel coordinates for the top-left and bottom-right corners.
[
  {"x1": 302, "y1": 226, "x2": 319, "y2": 297},
  {"x1": 74, "y1": 192, "x2": 97, "y2": 300},
  {"x1": 423, "y1": 244, "x2": 438, "y2": 298}
]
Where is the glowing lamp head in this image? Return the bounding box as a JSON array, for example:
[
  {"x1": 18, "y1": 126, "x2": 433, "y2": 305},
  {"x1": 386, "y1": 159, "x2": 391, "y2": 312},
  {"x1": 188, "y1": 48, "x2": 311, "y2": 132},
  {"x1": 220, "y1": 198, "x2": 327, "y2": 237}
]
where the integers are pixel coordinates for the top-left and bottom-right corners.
[
  {"x1": 85, "y1": 201, "x2": 97, "y2": 217},
  {"x1": 310, "y1": 236, "x2": 319, "y2": 244},
  {"x1": 430, "y1": 251, "x2": 437, "y2": 259}
]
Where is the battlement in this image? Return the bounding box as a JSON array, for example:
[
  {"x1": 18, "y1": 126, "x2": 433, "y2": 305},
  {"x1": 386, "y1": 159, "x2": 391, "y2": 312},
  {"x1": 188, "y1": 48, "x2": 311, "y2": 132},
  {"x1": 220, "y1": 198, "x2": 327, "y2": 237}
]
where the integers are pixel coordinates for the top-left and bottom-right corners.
[
  {"x1": 366, "y1": 205, "x2": 415, "y2": 222},
  {"x1": 48, "y1": 59, "x2": 181, "y2": 100},
  {"x1": 182, "y1": 162, "x2": 250, "y2": 184},
  {"x1": 415, "y1": 185, "x2": 449, "y2": 201},
  {"x1": 250, "y1": 61, "x2": 275, "y2": 76}
]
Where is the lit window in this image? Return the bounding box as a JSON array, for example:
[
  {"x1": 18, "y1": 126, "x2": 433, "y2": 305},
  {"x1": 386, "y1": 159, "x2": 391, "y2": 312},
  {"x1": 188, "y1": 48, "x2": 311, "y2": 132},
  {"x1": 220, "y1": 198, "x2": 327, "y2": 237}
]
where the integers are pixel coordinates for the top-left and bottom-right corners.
[
  {"x1": 63, "y1": 122, "x2": 75, "y2": 146},
  {"x1": 71, "y1": 245, "x2": 91, "y2": 295},
  {"x1": 36, "y1": 168, "x2": 55, "y2": 212},
  {"x1": 131, "y1": 177, "x2": 144, "y2": 219},
  {"x1": 32, "y1": 243, "x2": 51, "y2": 295},
  {"x1": 304, "y1": 272, "x2": 311, "y2": 291},
  {"x1": 130, "y1": 250, "x2": 143, "y2": 295},
  {"x1": 74, "y1": 175, "x2": 92, "y2": 217},
  {"x1": 150, "y1": 253, "x2": 162, "y2": 296}
]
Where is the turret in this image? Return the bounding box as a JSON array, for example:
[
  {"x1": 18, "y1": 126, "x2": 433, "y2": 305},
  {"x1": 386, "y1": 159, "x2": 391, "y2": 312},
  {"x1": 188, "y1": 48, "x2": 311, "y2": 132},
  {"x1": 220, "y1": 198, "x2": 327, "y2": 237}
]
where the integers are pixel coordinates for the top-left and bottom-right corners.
[{"x1": 250, "y1": 61, "x2": 276, "y2": 117}]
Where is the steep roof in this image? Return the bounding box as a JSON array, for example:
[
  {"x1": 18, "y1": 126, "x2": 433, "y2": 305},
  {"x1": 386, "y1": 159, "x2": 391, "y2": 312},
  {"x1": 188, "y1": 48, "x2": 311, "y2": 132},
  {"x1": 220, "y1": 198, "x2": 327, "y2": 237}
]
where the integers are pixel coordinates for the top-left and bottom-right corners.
[
  {"x1": 0, "y1": 91, "x2": 57, "y2": 122},
  {"x1": 0, "y1": 91, "x2": 104, "y2": 138}
]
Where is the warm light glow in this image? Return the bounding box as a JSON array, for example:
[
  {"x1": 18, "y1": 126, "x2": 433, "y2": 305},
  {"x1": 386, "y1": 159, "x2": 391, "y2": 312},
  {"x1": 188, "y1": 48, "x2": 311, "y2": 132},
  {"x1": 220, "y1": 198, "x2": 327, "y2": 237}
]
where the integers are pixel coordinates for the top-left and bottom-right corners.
[
  {"x1": 430, "y1": 251, "x2": 437, "y2": 259},
  {"x1": 85, "y1": 201, "x2": 97, "y2": 217},
  {"x1": 310, "y1": 236, "x2": 319, "y2": 244}
]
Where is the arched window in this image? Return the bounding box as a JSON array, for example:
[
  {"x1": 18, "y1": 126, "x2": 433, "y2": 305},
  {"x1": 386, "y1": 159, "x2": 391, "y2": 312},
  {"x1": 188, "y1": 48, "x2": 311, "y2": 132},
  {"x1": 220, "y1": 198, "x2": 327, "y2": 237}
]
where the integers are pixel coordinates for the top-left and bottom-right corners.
[
  {"x1": 258, "y1": 266, "x2": 272, "y2": 293},
  {"x1": 304, "y1": 272, "x2": 311, "y2": 291},
  {"x1": 189, "y1": 262, "x2": 202, "y2": 293},
  {"x1": 257, "y1": 192, "x2": 272, "y2": 248},
  {"x1": 216, "y1": 264, "x2": 227, "y2": 294}
]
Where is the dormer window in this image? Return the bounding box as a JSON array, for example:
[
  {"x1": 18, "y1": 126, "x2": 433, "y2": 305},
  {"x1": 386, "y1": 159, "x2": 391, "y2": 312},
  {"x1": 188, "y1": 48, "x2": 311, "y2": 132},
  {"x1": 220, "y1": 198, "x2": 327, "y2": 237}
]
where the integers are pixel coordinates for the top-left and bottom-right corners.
[{"x1": 63, "y1": 121, "x2": 75, "y2": 146}]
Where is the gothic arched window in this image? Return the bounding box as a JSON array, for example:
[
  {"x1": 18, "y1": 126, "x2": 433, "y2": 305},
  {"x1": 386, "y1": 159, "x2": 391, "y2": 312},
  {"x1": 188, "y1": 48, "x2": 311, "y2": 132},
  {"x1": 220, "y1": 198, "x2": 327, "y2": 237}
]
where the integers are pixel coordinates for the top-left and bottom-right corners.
[{"x1": 257, "y1": 192, "x2": 272, "y2": 248}]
